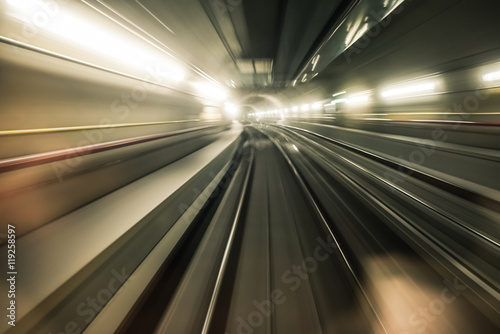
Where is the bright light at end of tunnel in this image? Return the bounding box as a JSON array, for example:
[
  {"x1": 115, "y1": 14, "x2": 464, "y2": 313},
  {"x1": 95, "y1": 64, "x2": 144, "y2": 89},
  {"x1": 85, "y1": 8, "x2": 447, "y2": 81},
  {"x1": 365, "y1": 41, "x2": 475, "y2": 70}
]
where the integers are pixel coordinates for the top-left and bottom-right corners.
[
  {"x1": 346, "y1": 92, "x2": 371, "y2": 105},
  {"x1": 224, "y1": 102, "x2": 239, "y2": 118},
  {"x1": 292, "y1": 106, "x2": 299, "y2": 112},
  {"x1": 193, "y1": 82, "x2": 227, "y2": 101},
  {"x1": 301, "y1": 104, "x2": 310, "y2": 112},
  {"x1": 312, "y1": 102, "x2": 323, "y2": 111},
  {"x1": 381, "y1": 82, "x2": 436, "y2": 99},
  {"x1": 483, "y1": 71, "x2": 500, "y2": 82}
]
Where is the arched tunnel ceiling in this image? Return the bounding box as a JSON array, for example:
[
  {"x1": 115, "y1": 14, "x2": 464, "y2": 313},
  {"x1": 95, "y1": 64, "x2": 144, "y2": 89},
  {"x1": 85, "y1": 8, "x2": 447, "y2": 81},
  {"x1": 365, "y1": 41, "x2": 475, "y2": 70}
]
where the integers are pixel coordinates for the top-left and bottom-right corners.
[
  {"x1": 234, "y1": 0, "x2": 500, "y2": 115},
  {"x1": 132, "y1": 0, "x2": 374, "y2": 91},
  {"x1": 195, "y1": 0, "x2": 410, "y2": 90},
  {"x1": 239, "y1": 93, "x2": 285, "y2": 110},
  {"x1": 199, "y1": 0, "x2": 353, "y2": 88},
  {"x1": 70, "y1": 0, "x2": 500, "y2": 115}
]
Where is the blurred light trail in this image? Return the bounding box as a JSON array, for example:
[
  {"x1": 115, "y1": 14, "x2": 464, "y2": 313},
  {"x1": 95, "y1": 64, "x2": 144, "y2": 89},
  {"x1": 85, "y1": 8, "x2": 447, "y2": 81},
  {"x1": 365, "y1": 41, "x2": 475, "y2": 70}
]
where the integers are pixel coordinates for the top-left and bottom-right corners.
[
  {"x1": 483, "y1": 70, "x2": 500, "y2": 82},
  {"x1": 381, "y1": 82, "x2": 436, "y2": 99}
]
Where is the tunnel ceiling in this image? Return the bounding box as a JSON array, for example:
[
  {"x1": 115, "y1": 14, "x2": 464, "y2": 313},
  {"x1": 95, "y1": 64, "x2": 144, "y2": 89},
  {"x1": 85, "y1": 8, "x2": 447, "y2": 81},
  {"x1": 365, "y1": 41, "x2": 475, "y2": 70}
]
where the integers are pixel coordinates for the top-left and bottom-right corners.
[
  {"x1": 91, "y1": 0, "x2": 407, "y2": 101},
  {"x1": 200, "y1": 0, "x2": 350, "y2": 88},
  {"x1": 126, "y1": 0, "x2": 358, "y2": 91}
]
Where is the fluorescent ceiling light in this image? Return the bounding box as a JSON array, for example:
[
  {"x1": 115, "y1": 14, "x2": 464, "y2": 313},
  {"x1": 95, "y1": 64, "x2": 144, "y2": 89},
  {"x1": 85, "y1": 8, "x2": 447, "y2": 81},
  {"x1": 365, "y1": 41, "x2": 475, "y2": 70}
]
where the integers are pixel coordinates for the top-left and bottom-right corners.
[
  {"x1": 7, "y1": 0, "x2": 185, "y2": 83},
  {"x1": 483, "y1": 71, "x2": 500, "y2": 82},
  {"x1": 382, "y1": 82, "x2": 435, "y2": 99},
  {"x1": 312, "y1": 103, "x2": 323, "y2": 111},
  {"x1": 346, "y1": 93, "x2": 370, "y2": 105},
  {"x1": 193, "y1": 82, "x2": 227, "y2": 101}
]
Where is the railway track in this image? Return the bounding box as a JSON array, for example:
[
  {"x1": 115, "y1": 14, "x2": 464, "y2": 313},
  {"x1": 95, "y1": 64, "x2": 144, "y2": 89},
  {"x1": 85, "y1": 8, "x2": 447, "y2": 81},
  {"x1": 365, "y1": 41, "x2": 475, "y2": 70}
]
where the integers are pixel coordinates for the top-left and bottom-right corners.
[
  {"x1": 116, "y1": 125, "x2": 499, "y2": 334},
  {"x1": 8, "y1": 124, "x2": 498, "y2": 334}
]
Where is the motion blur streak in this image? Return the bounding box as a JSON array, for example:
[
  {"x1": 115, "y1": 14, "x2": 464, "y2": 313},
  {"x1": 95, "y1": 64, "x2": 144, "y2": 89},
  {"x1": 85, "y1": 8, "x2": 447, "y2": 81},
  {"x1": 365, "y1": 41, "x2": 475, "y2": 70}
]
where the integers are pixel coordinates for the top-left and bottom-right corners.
[{"x1": 0, "y1": 0, "x2": 499, "y2": 334}]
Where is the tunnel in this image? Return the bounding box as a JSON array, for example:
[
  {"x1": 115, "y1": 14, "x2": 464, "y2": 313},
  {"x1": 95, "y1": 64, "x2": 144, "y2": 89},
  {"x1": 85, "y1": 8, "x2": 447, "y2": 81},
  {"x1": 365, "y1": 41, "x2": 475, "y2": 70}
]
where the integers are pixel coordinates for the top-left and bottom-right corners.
[{"x1": 0, "y1": 0, "x2": 499, "y2": 333}]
